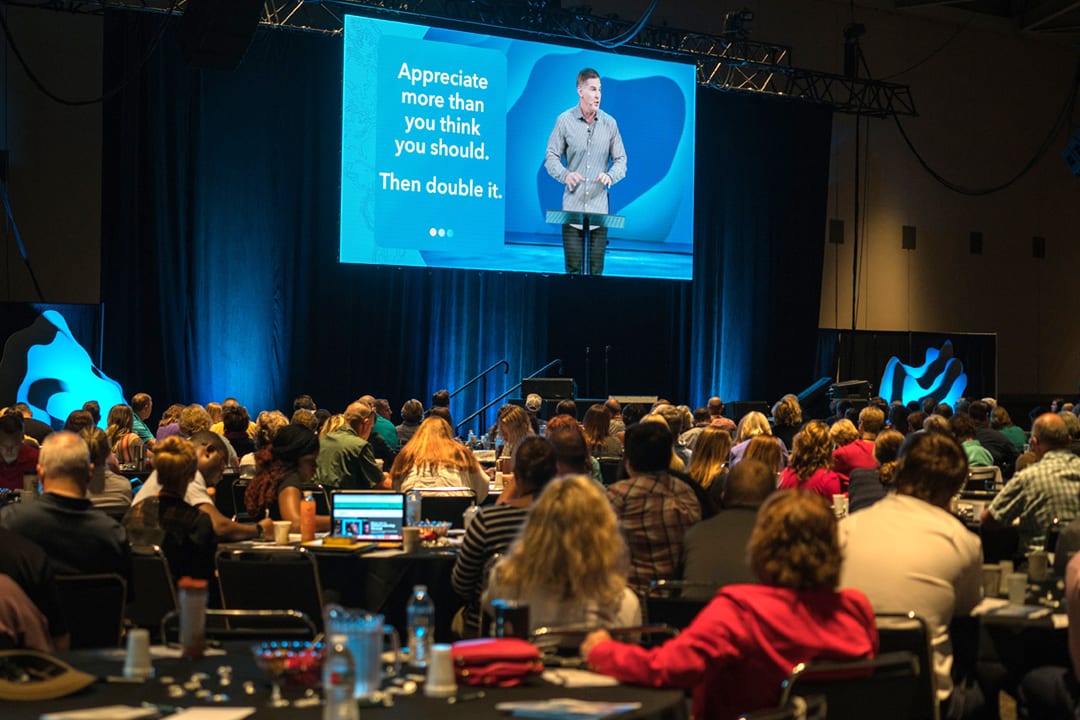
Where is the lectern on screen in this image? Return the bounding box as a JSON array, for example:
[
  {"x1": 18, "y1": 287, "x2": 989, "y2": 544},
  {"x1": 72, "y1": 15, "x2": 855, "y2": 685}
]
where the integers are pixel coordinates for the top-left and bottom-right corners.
[{"x1": 339, "y1": 14, "x2": 695, "y2": 280}]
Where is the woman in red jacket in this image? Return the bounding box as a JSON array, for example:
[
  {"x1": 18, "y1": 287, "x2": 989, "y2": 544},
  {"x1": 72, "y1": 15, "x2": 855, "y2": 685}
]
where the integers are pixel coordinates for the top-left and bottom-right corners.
[{"x1": 580, "y1": 490, "x2": 878, "y2": 720}]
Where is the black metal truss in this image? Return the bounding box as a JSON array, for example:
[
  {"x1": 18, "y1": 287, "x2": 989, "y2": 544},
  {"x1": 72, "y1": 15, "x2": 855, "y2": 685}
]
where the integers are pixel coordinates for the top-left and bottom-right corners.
[{"x1": 4, "y1": 0, "x2": 915, "y2": 116}]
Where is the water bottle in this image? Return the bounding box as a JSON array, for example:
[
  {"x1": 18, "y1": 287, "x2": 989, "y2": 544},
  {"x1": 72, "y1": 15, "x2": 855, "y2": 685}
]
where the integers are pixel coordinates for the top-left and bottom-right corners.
[
  {"x1": 407, "y1": 584, "x2": 435, "y2": 669},
  {"x1": 323, "y1": 635, "x2": 359, "y2": 720},
  {"x1": 406, "y1": 489, "x2": 422, "y2": 526},
  {"x1": 300, "y1": 491, "x2": 316, "y2": 543},
  {"x1": 467, "y1": 430, "x2": 476, "y2": 448},
  {"x1": 177, "y1": 576, "x2": 207, "y2": 660}
]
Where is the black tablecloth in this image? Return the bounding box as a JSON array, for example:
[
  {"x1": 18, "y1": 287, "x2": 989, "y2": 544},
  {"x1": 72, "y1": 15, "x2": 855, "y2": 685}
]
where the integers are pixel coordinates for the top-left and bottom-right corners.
[{"x1": 0, "y1": 645, "x2": 688, "y2": 720}]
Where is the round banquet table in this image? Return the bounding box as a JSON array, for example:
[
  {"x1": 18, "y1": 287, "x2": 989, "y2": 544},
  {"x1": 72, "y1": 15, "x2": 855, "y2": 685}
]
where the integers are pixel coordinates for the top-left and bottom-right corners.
[{"x1": 0, "y1": 644, "x2": 689, "y2": 720}]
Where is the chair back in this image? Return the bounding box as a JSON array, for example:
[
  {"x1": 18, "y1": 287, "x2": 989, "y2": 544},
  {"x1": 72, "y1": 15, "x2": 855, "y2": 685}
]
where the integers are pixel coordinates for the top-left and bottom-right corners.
[
  {"x1": 739, "y1": 695, "x2": 828, "y2": 720},
  {"x1": 780, "y1": 651, "x2": 919, "y2": 720},
  {"x1": 417, "y1": 490, "x2": 475, "y2": 528},
  {"x1": 216, "y1": 549, "x2": 325, "y2": 631},
  {"x1": 644, "y1": 579, "x2": 715, "y2": 629},
  {"x1": 127, "y1": 545, "x2": 179, "y2": 630},
  {"x1": 55, "y1": 573, "x2": 127, "y2": 648},
  {"x1": 876, "y1": 613, "x2": 939, "y2": 720},
  {"x1": 160, "y1": 608, "x2": 317, "y2": 644},
  {"x1": 230, "y1": 478, "x2": 251, "y2": 521},
  {"x1": 598, "y1": 458, "x2": 622, "y2": 485}
]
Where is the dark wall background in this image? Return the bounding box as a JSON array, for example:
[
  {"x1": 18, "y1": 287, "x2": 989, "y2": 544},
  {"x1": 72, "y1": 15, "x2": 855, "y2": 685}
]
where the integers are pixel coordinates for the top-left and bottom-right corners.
[{"x1": 98, "y1": 12, "x2": 832, "y2": 428}]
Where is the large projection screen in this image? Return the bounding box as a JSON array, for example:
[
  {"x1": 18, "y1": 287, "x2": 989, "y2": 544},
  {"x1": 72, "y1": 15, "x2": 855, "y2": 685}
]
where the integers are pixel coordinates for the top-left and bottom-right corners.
[{"x1": 340, "y1": 14, "x2": 696, "y2": 280}]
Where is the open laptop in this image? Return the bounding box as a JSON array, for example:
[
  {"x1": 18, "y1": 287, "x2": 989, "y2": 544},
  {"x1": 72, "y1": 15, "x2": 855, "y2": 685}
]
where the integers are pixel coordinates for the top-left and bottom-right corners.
[{"x1": 330, "y1": 490, "x2": 405, "y2": 543}]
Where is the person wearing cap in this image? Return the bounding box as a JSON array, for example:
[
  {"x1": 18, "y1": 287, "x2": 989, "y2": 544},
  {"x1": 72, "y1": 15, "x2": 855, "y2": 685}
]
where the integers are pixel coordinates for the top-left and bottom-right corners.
[
  {"x1": 245, "y1": 425, "x2": 330, "y2": 533},
  {"x1": 525, "y1": 393, "x2": 546, "y2": 435}
]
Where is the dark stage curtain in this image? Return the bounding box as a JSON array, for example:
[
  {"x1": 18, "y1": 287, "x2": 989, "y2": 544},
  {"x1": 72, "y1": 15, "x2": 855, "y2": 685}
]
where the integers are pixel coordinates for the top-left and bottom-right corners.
[{"x1": 100, "y1": 13, "x2": 831, "y2": 422}]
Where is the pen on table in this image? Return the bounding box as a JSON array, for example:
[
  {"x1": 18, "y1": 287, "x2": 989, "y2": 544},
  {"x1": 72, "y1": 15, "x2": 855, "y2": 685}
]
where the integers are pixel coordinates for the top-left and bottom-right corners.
[{"x1": 447, "y1": 690, "x2": 486, "y2": 704}]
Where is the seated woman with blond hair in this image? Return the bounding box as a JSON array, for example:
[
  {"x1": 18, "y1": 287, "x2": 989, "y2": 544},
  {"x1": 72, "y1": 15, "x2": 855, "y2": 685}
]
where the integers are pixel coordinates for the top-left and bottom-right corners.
[
  {"x1": 581, "y1": 490, "x2": 878, "y2": 720},
  {"x1": 484, "y1": 474, "x2": 641, "y2": 634},
  {"x1": 389, "y1": 417, "x2": 487, "y2": 501}
]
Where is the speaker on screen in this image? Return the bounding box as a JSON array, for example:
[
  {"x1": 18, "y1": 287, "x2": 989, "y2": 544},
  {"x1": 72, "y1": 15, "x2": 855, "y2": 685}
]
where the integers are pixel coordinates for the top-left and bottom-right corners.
[{"x1": 180, "y1": 0, "x2": 263, "y2": 70}]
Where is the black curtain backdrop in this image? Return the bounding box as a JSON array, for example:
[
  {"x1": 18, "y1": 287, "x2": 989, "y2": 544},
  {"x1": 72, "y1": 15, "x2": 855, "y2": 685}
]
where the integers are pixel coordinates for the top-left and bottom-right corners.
[{"x1": 100, "y1": 12, "x2": 832, "y2": 426}]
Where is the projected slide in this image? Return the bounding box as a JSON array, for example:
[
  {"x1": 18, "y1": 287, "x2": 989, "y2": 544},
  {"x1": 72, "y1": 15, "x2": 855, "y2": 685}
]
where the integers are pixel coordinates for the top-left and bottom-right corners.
[{"x1": 340, "y1": 15, "x2": 696, "y2": 279}]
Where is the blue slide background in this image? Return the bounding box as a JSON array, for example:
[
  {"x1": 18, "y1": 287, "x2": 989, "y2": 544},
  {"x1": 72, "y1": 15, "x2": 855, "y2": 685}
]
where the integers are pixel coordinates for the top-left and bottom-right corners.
[{"x1": 341, "y1": 15, "x2": 696, "y2": 279}]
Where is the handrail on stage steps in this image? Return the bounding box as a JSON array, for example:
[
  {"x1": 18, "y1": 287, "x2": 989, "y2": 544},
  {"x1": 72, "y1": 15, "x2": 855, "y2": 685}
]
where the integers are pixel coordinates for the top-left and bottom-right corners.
[{"x1": 455, "y1": 358, "x2": 562, "y2": 436}]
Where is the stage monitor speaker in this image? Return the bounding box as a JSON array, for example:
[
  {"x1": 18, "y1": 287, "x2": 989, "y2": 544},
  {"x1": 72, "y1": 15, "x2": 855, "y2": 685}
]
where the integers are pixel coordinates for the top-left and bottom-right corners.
[
  {"x1": 521, "y1": 378, "x2": 575, "y2": 400},
  {"x1": 727, "y1": 401, "x2": 770, "y2": 424},
  {"x1": 828, "y1": 380, "x2": 871, "y2": 399},
  {"x1": 180, "y1": 0, "x2": 263, "y2": 70}
]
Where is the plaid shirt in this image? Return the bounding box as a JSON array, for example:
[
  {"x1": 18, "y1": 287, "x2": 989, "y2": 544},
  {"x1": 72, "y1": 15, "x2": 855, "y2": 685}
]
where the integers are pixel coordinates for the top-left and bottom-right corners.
[
  {"x1": 989, "y1": 449, "x2": 1080, "y2": 547},
  {"x1": 607, "y1": 472, "x2": 702, "y2": 594}
]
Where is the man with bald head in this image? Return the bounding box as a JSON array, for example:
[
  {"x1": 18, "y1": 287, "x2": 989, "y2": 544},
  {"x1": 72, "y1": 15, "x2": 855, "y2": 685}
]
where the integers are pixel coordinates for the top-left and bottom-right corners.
[
  {"x1": 316, "y1": 401, "x2": 385, "y2": 489},
  {"x1": 0, "y1": 432, "x2": 130, "y2": 577},
  {"x1": 707, "y1": 397, "x2": 736, "y2": 433},
  {"x1": 983, "y1": 413, "x2": 1080, "y2": 548}
]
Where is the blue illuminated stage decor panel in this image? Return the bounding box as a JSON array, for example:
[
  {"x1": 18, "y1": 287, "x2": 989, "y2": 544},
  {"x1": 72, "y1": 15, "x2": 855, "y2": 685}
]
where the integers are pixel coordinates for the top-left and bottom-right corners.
[{"x1": 340, "y1": 14, "x2": 696, "y2": 279}]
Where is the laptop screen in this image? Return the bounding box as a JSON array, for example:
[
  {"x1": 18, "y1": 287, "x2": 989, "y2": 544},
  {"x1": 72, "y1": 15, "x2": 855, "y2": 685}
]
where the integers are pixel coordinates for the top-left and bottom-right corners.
[{"x1": 330, "y1": 491, "x2": 405, "y2": 541}]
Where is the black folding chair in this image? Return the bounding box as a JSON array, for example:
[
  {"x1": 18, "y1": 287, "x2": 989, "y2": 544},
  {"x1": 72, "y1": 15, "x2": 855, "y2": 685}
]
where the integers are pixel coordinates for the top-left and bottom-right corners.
[
  {"x1": 876, "y1": 613, "x2": 939, "y2": 720},
  {"x1": 780, "y1": 651, "x2": 920, "y2": 720},
  {"x1": 216, "y1": 549, "x2": 325, "y2": 631},
  {"x1": 644, "y1": 579, "x2": 715, "y2": 629},
  {"x1": 417, "y1": 489, "x2": 476, "y2": 529},
  {"x1": 127, "y1": 545, "x2": 178, "y2": 630},
  {"x1": 55, "y1": 574, "x2": 127, "y2": 648},
  {"x1": 160, "y1": 608, "x2": 318, "y2": 644},
  {"x1": 230, "y1": 478, "x2": 251, "y2": 522}
]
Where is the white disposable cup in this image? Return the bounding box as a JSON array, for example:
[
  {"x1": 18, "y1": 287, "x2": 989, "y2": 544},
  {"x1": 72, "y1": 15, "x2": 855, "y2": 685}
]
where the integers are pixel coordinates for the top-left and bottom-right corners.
[
  {"x1": 424, "y1": 644, "x2": 457, "y2": 698},
  {"x1": 403, "y1": 527, "x2": 421, "y2": 553},
  {"x1": 832, "y1": 494, "x2": 848, "y2": 518},
  {"x1": 982, "y1": 564, "x2": 1002, "y2": 598},
  {"x1": 1006, "y1": 573, "x2": 1028, "y2": 605},
  {"x1": 123, "y1": 628, "x2": 154, "y2": 679},
  {"x1": 272, "y1": 521, "x2": 292, "y2": 544},
  {"x1": 1028, "y1": 550, "x2": 1050, "y2": 582},
  {"x1": 998, "y1": 560, "x2": 1014, "y2": 595}
]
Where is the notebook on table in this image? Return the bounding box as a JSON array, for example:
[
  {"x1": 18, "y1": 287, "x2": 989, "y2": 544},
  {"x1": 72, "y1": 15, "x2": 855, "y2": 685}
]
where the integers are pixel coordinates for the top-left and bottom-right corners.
[{"x1": 329, "y1": 490, "x2": 405, "y2": 543}]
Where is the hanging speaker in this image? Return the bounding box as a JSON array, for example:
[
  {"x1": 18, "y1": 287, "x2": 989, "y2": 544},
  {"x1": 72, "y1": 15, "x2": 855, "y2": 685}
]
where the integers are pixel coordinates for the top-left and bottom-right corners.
[{"x1": 179, "y1": 0, "x2": 263, "y2": 70}]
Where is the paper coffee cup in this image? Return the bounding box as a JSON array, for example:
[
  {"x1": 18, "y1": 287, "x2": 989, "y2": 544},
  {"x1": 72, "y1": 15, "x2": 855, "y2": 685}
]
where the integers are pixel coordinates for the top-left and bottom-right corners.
[
  {"x1": 403, "y1": 526, "x2": 421, "y2": 553},
  {"x1": 272, "y1": 521, "x2": 292, "y2": 544}
]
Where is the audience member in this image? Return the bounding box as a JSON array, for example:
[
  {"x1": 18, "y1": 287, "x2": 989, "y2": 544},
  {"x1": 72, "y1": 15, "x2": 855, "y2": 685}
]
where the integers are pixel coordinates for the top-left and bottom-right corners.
[
  {"x1": 12, "y1": 402, "x2": 52, "y2": 445},
  {"x1": 847, "y1": 429, "x2": 903, "y2": 513},
  {"x1": 969, "y1": 400, "x2": 1018, "y2": 472},
  {"x1": 742, "y1": 434, "x2": 784, "y2": 476},
  {"x1": 389, "y1": 417, "x2": 487, "y2": 500},
  {"x1": 679, "y1": 406, "x2": 711, "y2": 450},
  {"x1": 841, "y1": 430, "x2": 982, "y2": 718},
  {"x1": 135, "y1": 431, "x2": 269, "y2": 542},
  {"x1": 178, "y1": 404, "x2": 212, "y2": 437},
  {"x1": 583, "y1": 404, "x2": 622, "y2": 458},
  {"x1": 80, "y1": 427, "x2": 132, "y2": 511},
  {"x1": 1017, "y1": 551, "x2": 1080, "y2": 718},
  {"x1": 290, "y1": 408, "x2": 318, "y2": 432},
  {"x1": 315, "y1": 401, "x2": 385, "y2": 490},
  {"x1": 581, "y1": 490, "x2": 877, "y2": 720},
  {"x1": 430, "y1": 389, "x2": 450, "y2": 412},
  {"x1": 605, "y1": 397, "x2": 625, "y2": 437},
  {"x1": 246, "y1": 425, "x2": 329, "y2": 533},
  {"x1": 485, "y1": 475, "x2": 640, "y2": 634},
  {"x1": 221, "y1": 405, "x2": 255, "y2": 459},
  {"x1": 730, "y1": 411, "x2": 786, "y2": 467},
  {"x1": 770, "y1": 394, "x2": 804, "y2": 450},
  {"x1": 105, "y1": 404, "x2": 144, "y2": 466},
  {"x1": 0, "y1": 432, "x2": 130, "y2": 577},
  {"x1": 63, "y1": 410, "x2": 95, "y2": 434},
  {"x1": 495, "y1": 404, "x2": 534, "y2": 470},
  {"x1": 654, "y1": 404, "x2": 692, "y2": 468},
  {"x1": 640, "y1": 414, "x2": 687, "y2": 473},
  {"x1": 0, "y1": 527, "x2": 68, "y2": 650},
  {"x1": 293, "y1": 394, "x2": 317, "y2": 413},
  {"x1": 81, "y1": 401, "x2": 101, "y2": 426},
  {"x1": 706, "y1": 396, "x2": 736, "y2": 433},
  {"x1": 888, "y1": 403, "x2": 910, "y2": 435},
  {"x1": 680, "y1": 459, "x2": 775, "y2": 596},
  {"x1": 950, "y1": 413, "x2": 994, "y2": 467},
  {"x1": 241, "y1": 411, "x2": 288, "y2": 477},
  {"x1": 123, "y1": 437, "x2": 216, "y2": 585},
  {"x1": 982, "y1": 413, "x2": 1080, "y2": 548},
  {"x1": 778, "y1": 420, "x2": 843, "y2": 498},
  {"x1": 934, "y1": 403, "x2": 954, "y2": 419},
  {"x1": 0, "y1": 575, "x2": 54, "y2": 651},
  {"x1": 396, "y1": 399, "x2": 424, "y2": 447},
  {"x1": 991, "y1": 407, "x2": 1026, "y2": 453},
  {"x1": 129, "y1": 393, "x2": 155, "y2": 444},
  {"x1": 0, "y1": 411, "x2": 39, "y2": 491},
  {"x1": 829, "y1": 417, "x2": 858, "y2": 448},
  {"x1": 686, "y1": 426, "x2": 731, "y2": 505},
  {"x1": 359, "y1": 394, "x2": 399, "y2": 450},
  {"x1": 907, "y1": 410, "x2": 928, "y2": 433},
  {"x1": 205, "y1": 402, "x2": 222, "y2": 425},
  {"x1": 156, "y1": 403, "x2": 183, "y2": 441},
  {"x1": 832, "y1": 406, "x2": 884, "y2": 481},
  {"x1": 606, "y1": 422, "x2": 702, "y2": 594},
  {"x1": 524, "y1": 393, "x2": 545, "y2": 435},
  {"x1": 451, "y1": 436, "x2": 557, "y2": 637}
]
